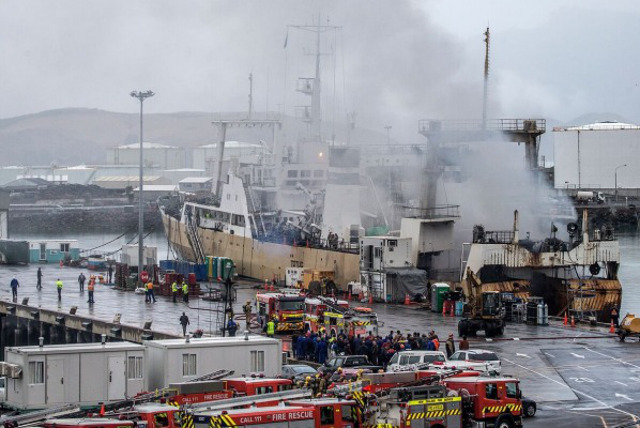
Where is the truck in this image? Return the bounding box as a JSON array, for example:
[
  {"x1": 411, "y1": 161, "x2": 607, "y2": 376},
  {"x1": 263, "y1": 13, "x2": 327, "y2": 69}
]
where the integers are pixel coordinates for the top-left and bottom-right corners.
[
  {"x1": 255, "y1": 292, "x2": 305, "y2": 332},
  {"x1": 191, "y1": 397, "x2": 361, "y2": 428},
  {"x1": 358, "y1": 371, "x2": 526, "y2": 428},
  {"x1": 317, "y1": 354, "x2": 383, "y2": 376},
  {"x1": 574, "y1": 190, "x2": 606, "y2": 204},
  {"x1": 458, "y1": 267, "x2": 506, "y2": 337},
  {"x1": 304, "y1": 296, "x2": 379, "y2": 337}
]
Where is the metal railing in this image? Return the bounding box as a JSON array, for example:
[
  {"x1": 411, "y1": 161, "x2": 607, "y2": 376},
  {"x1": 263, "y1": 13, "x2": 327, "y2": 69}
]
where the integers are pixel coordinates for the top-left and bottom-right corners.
[{"x1": 419, "y1": 119, "x2": 546, "y2": 134}]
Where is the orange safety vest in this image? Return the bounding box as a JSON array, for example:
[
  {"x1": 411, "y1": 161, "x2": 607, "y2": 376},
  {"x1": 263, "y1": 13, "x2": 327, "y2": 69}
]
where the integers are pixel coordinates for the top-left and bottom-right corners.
[
  {"x1": 88, "y1": 281, "x2": 95, "y2": 292},
  {"x1": 147, "y1": 281, "x2": 154, "y2": 290}
]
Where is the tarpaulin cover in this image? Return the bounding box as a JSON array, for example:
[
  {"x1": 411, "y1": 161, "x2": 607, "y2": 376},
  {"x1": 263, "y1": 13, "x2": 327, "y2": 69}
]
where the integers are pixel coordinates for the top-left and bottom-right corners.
[{"x1": 386, "y1": 268, "x2": 428, "y2": 303}]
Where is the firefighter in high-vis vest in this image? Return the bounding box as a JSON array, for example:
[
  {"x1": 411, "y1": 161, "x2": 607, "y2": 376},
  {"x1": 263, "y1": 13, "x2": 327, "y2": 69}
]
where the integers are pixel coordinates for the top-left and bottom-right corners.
[
  {"x1": 182, "y1": 281, "x2": 189, "y2": 303},
  {"x1": 171, "y1": 281, "x2": 178, "y2": 303},
  {"x1": 266, "y1": 317, "x2": 276, "y2": 337},
  {"x1": 56, "y1": 278, "x2": 63, "y2": 300},
  {"x1": 147, "y1": 281, "x2": 156, "y2": 303}
]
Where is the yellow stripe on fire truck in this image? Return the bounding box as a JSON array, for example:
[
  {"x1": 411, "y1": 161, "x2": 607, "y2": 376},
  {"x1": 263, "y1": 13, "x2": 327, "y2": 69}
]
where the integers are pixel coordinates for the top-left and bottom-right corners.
[
  {"x1": 363, "y1": 424, "x2": 396, "y2": 428},
  {"x1": 408, "y1": 396, "x2": 462, "y2": 406},
  {"x1": 407, "y1": 409, "x2": 462, "y2": 419},
  {"x1": 482, "y1": 403, "x2": 522, "y2": 414},
  {"x1": 182, "y1": 414, "x2": 194, "y2": 428},
  {"x1": 351, "y1": 321, "x2": 371, "y2": 326},
  {"x1": 209, "y1": 414, "x2": 237, "y2": 428}
]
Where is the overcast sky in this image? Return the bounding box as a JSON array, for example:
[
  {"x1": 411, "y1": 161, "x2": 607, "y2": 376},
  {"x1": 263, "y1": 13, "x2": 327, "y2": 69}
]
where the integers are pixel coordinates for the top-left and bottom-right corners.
[{"x1": 1, "y1": 0, "x2": 639, "y2": 143}]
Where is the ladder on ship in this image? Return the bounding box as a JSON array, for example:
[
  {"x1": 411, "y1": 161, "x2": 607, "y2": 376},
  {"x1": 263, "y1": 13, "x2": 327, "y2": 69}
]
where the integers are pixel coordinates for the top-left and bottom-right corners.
[
  {"x1": 185, "y1": 211, "x2": 205, "y2": 264},
  {"x1": 244, "y1": 183, "x2": 266, "y2": 237}
]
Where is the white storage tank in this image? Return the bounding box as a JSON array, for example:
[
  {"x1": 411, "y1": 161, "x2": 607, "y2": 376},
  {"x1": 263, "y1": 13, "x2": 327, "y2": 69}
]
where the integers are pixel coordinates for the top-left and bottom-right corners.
[
  {"x1": 144, "y1": 335, "x2": 281, "y2": 390},
  {"x1": 2, "y1": 341, "x2": 146, "y2": 410}
]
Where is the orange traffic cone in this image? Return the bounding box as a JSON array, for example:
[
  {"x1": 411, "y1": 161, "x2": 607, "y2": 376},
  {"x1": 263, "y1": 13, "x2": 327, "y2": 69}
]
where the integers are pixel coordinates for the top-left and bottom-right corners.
[
  {"x1": 570, "y1": 315, "x2": 575, "y2": 328},
  {"x1": 99, "y1": 402, "x2": 105, "y2": 416},
  {"x1": 442, "y1": 302, "x2": 447, "y2": 315},
  {"x1": 368, "y1": 294, "x2": 373, "y2": 305},
  {"x1": 609, "y1": 321, "x2": 615, "y2": 334},
  {"x1": 563, "y1": 312, "x2": 568, "y2": 326},
  {"x1": 404, "y1": 294, "x2": 411, "y2": 305},
  {"x1": 450, "y1": 304, "x2": 455, "y2": 317}
]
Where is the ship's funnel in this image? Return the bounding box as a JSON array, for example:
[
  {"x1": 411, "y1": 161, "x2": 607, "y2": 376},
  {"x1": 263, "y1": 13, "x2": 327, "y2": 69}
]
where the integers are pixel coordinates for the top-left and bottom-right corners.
[{"x1": 513, "y1": 210, "x2": 519, "y2": 244}]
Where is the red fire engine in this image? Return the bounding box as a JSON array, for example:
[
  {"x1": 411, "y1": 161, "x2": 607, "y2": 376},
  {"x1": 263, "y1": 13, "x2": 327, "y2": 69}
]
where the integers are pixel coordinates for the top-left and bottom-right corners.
[
  {"x1": 192, "y1": 398, "x2": 361, "y2": 428},
  {"x1": 443, "y1": 376, "x2": 524, "y2": 428},
  {"x1": 256, "y1": 292, "x2": 305, "y2": 332}
]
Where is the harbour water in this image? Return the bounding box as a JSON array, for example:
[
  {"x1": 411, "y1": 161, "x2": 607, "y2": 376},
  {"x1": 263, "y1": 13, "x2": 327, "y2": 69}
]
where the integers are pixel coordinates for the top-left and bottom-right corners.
[{"x1": 7, "y1": 228, "x2": 640, "y2": 317}]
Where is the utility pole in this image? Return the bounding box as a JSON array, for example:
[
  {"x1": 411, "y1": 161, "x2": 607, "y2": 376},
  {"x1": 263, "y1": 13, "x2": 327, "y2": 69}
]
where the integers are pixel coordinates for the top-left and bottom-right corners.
[
  {"x1": 248, "y1": 73, "x2": 253, "y2": 120},
  {"x1": 130, "y1": 90, "x2": 155, "y2": 287}
]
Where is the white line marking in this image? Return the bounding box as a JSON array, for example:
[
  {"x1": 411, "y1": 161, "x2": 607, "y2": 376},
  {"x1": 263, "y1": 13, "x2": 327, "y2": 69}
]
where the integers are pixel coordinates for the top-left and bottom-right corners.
[
  {"x1": 577, "y1": 366, "x2": 589, "y2": 372},
  {"x1": 584, "y1": 348, "x2": 640, "y2": 370},
  {"x1": 571, "y1": 352, "x2": 585, "y2": 359},
  {"x1": 615, "y1": 393, "x2": 632, "y2": 401},
  {"x1": 516, "y1": 353, "x2": 530, "y2": 358},
  {"x1": 615, "y1": 381, "x2": 628, "y2": 386},
  {"x1": 503, "y1": 358, "x2": 638, "y2": 419},
  {"x1": 544, "y1": 352, "x2": 556, "y2": 358}
]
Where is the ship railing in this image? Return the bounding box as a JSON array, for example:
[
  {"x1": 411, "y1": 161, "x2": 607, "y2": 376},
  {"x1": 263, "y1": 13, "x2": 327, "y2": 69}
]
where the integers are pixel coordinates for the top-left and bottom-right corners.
[
  {"x1": 401, "y1": 204, "x2": 460, "y2": 220},
  {"x1": 473, "y1": 230, "x2": 515, "y2": 244},
  {"x1": 419, "y1": 118, "x2": 546, "y2": 134}
]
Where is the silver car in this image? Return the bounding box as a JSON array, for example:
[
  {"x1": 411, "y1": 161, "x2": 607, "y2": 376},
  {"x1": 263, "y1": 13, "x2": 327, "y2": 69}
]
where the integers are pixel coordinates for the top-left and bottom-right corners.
[{"x1": 447, "y1": 349, "x2": 501, "y2": 374}]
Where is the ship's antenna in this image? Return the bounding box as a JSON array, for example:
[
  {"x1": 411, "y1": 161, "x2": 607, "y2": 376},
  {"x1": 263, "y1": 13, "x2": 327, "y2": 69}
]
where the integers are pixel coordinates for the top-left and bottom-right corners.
[{"x1": 482, "y1": 25, "x2": 490, "y2": 131}]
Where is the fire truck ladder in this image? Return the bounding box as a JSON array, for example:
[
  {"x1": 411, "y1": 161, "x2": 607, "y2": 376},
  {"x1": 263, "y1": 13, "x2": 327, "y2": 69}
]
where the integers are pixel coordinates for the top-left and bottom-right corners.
[
  {"x1": 185, "y1": 388, "x2": 313, "y2": 412},
  {"x1": 317, "y1": 296, "x2": 348, "y2": 314},
  {"x1": 0, "y1": 404, "x2": 81, "y2": 427},
  {"x1": 188, "y1": 369, "x2": 235, "y2": 382},
  {"x1": 374, "y1": 369, "x2": 464, "y2": 399}
]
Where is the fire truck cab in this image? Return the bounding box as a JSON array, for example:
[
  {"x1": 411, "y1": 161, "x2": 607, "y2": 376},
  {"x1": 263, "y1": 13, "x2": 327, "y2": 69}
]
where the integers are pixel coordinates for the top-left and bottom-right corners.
[
  {"x1": 192, "y1": 398, "x2": 361, "y2": 428},
  {"x1": 256, "y1": 292, "x2": 305, "y2": 332},
  {"x1": 443, "y1": 376, "x2": 524, "y2": 428},
  {"x1": 225, "y1": 377, "x2": 293, "y2": 396}
]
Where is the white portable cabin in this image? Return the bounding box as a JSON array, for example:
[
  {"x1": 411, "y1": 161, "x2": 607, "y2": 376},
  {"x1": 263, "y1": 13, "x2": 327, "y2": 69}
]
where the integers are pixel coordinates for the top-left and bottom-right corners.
[
  {"x1": 2, "y1": 342, "x2": 146, "y2": 410},
  {"x1": 144, "y1": 335, "x2": 281, "y2": 390}
]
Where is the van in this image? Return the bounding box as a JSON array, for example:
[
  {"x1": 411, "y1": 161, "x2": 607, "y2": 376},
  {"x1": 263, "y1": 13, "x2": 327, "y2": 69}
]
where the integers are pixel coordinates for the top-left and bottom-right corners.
[{"x1": 386, "y1": 351, "x2": 447, "y2": 372}]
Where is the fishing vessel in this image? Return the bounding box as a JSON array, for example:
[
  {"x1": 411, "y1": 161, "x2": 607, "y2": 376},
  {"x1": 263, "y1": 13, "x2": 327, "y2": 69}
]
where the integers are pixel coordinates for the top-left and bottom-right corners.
[{"x1": 461, "y1": 210, "x2": 621, "y2": 322}]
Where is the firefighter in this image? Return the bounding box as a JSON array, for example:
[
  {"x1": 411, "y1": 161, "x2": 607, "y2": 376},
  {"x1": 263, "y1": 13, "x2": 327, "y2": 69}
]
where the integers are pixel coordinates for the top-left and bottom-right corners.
[
  {"x1": 312, "y1": 374, "x2": 321, "y2": 396},
  {"x1": 318, "y1": 373, "x2": 328, "y2": 395},
  {"x1": 182, "y1": 281, "x2": 189, "y2": 303},
  {"x1": 171, "y1": 280, "x2": 178, "y2": 303},
  {"x1": 266, "y1": 317, "x2": 276, "y2": 337},
  {"x1": 243, "y1": 300, "x2": 252, "y2": 329},
  {"x1": 445, "y1": 333, "x2": 456, "y2": 358}
]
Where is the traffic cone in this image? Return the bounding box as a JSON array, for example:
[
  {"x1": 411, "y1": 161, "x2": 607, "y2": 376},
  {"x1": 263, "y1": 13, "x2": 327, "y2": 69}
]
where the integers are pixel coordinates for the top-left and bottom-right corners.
[
  {"x1": 264, "y1": 280, "x2": 269, "y2": 290},
  {"x1": 609, "y1": 321, "x2": 615, "y2": 334},
  {"x1": 99, "y1": 402, "x2": 105, "y2": 416},
  {"x1": 450, "y1": 304, "x2": 455, "y2": 317},
  {"x1": 563, "y1": 312, "x2": 568, "y2": 326},
  {"x1": 570, "y1": 315, "x2": 575, "y2": 328},
  {"x1": 442, "y1": 302, "x2": 447, "y2": 315},
  {"x1": 368, "y1": 294, "x2": 373, "y2": 305},
  {"x1": 404, "y1": 294, "x2": 411, "y2": 305}
]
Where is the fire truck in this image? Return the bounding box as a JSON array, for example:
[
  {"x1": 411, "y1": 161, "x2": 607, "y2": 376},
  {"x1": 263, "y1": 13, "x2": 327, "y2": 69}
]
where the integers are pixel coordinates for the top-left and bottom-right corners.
[
  {"x1": 355, "y1": 371, "x2": 525, "y2": 428},
  {"x1": 192, "y1": 397, "x2": 361, "y2": 428},
  {"x1": 443, "y1": 376, "x2": 524, "y2": 428},
  {"x1": 38, "y1": 404, "x2": 181, "y2": 428},
  {"x1": 256, "y1": 292, "x2": 305, "y2": 332},
  {"x1": 304, "y1": 296, "x2": 379, "y2": 337}
]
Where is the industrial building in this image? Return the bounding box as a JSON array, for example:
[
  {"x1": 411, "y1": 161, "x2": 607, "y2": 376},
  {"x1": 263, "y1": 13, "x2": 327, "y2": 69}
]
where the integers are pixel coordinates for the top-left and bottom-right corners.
[
  {"x1": 553, "y1": 121, "x2": 640, "y2": 193},
  {"x1": 107, "y1": 142, "x2": 187, "y2": 170}
]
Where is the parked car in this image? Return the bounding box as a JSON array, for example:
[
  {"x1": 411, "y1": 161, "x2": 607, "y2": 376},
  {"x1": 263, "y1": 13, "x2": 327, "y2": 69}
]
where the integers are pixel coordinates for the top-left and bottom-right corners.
[
  {"x1": 386, "y1": 351, "x2": 447, "y2": 372},
  {"x1": 317, "y1": 355, "x2": 382, "y2": 376},
  {"x1": 446, "y1": 349, "x2": 502, "y2": 374},
  {"x1": 280, "y1": 364, "x2": 319, "y2": 382}
]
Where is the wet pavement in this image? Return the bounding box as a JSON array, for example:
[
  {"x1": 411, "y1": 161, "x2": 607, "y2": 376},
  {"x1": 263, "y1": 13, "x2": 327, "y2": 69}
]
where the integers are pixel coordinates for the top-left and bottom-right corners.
[{"x1": 2, "y1": 263, "x2": 640, "y2": 425}]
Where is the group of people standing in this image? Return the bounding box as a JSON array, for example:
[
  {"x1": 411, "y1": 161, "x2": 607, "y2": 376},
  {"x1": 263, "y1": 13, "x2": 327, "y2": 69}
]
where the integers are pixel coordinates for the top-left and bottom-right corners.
[{"x1": 171, "y1": 280, "x2": 191, "y2": 303}]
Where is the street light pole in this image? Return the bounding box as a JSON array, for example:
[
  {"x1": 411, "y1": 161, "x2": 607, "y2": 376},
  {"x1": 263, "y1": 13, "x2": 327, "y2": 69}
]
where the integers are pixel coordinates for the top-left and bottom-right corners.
[
  {"x1": 130, "y1": 90, "x2": 155, "y2": 287},
  {"x1": 384, "y1": 125, "x2": 392, "y2": 145},
  {"x1": 615, "y1": 164, "x2": 627, "y2": 202}
]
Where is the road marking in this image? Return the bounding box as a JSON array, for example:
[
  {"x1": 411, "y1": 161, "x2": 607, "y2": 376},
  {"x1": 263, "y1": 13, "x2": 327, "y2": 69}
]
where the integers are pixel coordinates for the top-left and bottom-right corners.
[
  {"x1": 615, "y1": 393, "x2": 632, "y2": 401},
  {"x1": 503, "y1": 358, "x2": 638, "y2": 419},
  {"x1": 516, "y1": 353, "x2": 530, "y2": 358},
  {"x1": 615, "y1": 381, "x2": 628, "y2": 387},
  {"x1": 571, "y1": 352, "x2": 585, "y2": 359},
  {"x1": 584, "y1": 348, "x2": 640, "y2": 370},
  {"x1": 577, "y1": 365, "x2": 590, "y2": 372},
  {"x1": 513, "y1": 337, "x2": 520, "y2": 341},
  {"x1": 544, "y1": 352, "x2": 556, "y2": 358}
]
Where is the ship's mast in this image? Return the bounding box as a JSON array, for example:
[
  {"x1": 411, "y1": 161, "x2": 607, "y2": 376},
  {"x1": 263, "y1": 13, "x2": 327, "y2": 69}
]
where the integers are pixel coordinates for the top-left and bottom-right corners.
[
  {"x1": 289, "y1": 17, "x2": 340, "y2": 141},
  {"x1": 482, "y1": 26, "x2": 490, "y2": 131}
]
